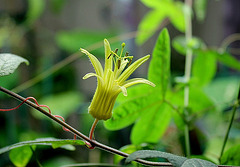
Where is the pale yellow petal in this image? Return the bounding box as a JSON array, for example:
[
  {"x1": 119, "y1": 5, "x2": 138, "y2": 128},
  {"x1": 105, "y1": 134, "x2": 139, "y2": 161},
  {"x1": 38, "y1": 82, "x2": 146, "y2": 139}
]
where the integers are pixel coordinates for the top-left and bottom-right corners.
[
  {"x1": 104, "y1": 39, "x2": 112, "y2": 74},
  {"x1": 119, "y1": 86, "x2": 127, "y2": 96},
  {"x1": 117, "y1": 55, "x2": 150, "y2": 84},
  {"x1": 122, "y1": 78, "x2": 156, "y2": 88},
  {"x1": 80, "y1": 48, "x2": 104, "y2": 77},
  {"x1": 82, "y1": 73, "x2": 104, "y2": 85}
]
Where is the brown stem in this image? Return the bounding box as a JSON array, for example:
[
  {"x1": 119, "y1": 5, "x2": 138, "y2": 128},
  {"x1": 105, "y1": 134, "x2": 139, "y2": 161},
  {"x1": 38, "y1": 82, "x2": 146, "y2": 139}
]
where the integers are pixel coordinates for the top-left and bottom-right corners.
[{"x1": 0, "y1": 86, "x2": 236, "y2": 167}]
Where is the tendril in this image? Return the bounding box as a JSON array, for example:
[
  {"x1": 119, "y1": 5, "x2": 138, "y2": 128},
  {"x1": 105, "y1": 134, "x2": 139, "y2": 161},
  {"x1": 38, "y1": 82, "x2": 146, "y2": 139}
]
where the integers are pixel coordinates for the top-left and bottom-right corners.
[{"x1": 0, "y1": 97, "x2": 76, "y2": 140}]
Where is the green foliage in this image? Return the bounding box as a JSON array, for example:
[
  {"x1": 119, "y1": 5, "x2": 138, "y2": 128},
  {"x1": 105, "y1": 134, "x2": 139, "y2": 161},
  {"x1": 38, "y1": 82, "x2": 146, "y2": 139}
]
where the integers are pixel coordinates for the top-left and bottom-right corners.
[
  {"x1": 0, "y1": 54, "x2": 29, "y2": 77},
  {"x1": 172, "y1": 36, "x2": 206, "y2": 55},
  {"x1": 0, "y1": 138, "x2": 85, "y2": 155},
  {"x1": 131, "y1": 103, "x2": 171, "y2": 145},
  {"x1": 192, "y1": 50, "x2": 217, "y2": 87},
  {"x1": 126, "y1": 150, "x2": 217, "y2": 167},
  {"x1": 136, "y1": 0, "x2": 185, "y2": 45},
  {"x1": 25, "y1": 0, "x2": 45, "y2": 26},
  {"x1": 148, "y1": 28, "x2": 170, "y2": 98},
  {"x1": 105, "y1": 29, "x2": 172, "y2": 144},
  {"x1": 221, "y1": 144, "x2": 240, "y2": 166},
  {"x1": 50, "y1": 0, "x2": 66, "y2": 13},
  {"x1": 194, "y1": 0, "x2": 207, "y2": 21},
  {"x1": 55, "y1": 30, "x2": 120, "y2": 56},
  {"x1": 9, "y1": 146, "x2": 33, "y2": 167}
]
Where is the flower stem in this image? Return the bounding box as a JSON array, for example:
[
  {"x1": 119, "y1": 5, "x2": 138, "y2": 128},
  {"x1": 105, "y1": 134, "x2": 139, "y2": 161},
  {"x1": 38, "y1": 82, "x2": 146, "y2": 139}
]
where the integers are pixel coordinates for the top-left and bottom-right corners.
[
  {"x1": 219, "y1": 101, "x2": 239, "y2": 161},
  {"x1": 89, "y1": 119, "x2": 99, "y2": 140},
  {"x1": 183, "y1": 0, "x2": 193, "y2": 158}
]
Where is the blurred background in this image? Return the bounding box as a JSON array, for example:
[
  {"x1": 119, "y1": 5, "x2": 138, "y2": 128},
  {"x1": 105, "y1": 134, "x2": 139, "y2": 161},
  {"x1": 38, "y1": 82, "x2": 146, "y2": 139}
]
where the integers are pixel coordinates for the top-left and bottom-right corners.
[{"x1": 0, "y1": 0, "x2": 239, "y2": 166}]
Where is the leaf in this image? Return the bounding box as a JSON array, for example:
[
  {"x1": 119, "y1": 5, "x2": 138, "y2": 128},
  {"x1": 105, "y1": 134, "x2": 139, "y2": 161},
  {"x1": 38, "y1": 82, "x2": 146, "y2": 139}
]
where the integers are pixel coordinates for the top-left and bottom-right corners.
[
  {"x1": 192, "y1": 50, "x2": 217, "y2": 86},
  {"x1": 148, "y1": 28, "x2": 170, "y2": 99},
  {"x1": 204, "y1": 76, "x2": 240, "y2": 111},
  {"x1": 31, "y1": 91, "x2": 83, "y2": 120},
  {"x1": 25, "y1": 0, "x2": 45, "y2": 25},
  {"x1": 0, "y1": 138, "x2": 85, "y2": 155},
  {"x1": 194, "y1": 0, "x2": 207, "y2": 21},
  {"x1": 9, "y1": 146, "x2": 33, "y2": 167},
  {"x1": 131, "y1": 102, "x2": 171, "y2": 145},
  {"x1": 0, "y1": 53, "x2": 29, "y2": 77},
  {"x1": 168, "y1": 1, "x2": 185, "y2": 32},
  {"x1": 126, "y1": 150, "x2": 217, "y2": 167},
  {"x1": 50, "y1": 0, "x2": 66, "y2": 13},
  {"x1": 126, "y1": 150, "x2": 187, "y2": 167},
  {"x1": 140, "y1": 0, "x2": 163, "y2": 9},
  {"x1": 181, "y1": 158, "x2": 217, "y2": 167},
  {"x1": 55, "y1": 30, "x2": 120, "y2": 55},
  {"x1": 136, "y1": 10, "x2": 166, "y2": 45},
  {"x1": 104, "y1": 91, "x2": 160, "y2": 130},
  {"x1": 114, "y1": 145, "x2": 138, "y2": 164},
  {"x1": 172, "y1": 36, "x2": 206, "y2": 55},
  {"x1": 171, "y1": 86, "x2": 214, "y2": 114},
  {"x1": 220, "y1": 144, "x2": 240, "y2": 166},
  {"x1": 216, "y1": 51, "x2": 240, "y2": 71}
]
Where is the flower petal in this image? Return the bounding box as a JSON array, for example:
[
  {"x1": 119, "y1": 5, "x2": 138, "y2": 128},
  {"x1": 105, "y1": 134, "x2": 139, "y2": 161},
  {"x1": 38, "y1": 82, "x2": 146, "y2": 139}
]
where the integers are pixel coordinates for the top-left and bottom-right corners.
[
  {"x1": 122, "y1": 78, "x2": 156, "y2": 88},
  {"x1": 104, "y1": 39, "x2": 112, "y2": 74},
  {"x1": 82, "y1": 73, "x2": 104, "y2": 85},
  {"x1": 80, "y1": 48, "x2": 104, "y2": 77},
  {"x1": 117, "y1": 55, "x2": 150, "y2": 84},
  {"x1": 119, "y1": 86, "x2": 127, "y2": 96}
]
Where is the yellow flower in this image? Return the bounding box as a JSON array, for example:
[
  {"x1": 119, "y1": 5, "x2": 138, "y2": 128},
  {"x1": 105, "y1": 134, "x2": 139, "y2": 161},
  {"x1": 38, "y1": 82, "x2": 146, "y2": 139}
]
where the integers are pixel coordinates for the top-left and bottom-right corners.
[{"x1": 81, "y1": 39, "x2": 155, "y2": 120}]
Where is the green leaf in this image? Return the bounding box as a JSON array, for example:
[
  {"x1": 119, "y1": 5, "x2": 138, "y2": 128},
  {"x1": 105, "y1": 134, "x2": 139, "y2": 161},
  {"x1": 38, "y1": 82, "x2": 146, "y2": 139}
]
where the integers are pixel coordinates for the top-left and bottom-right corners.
[
  {"x1": 168, "y1": 1, "x2": 185, "y2": 32},
  {"x1": 104, "y1": 91, "x2": 160, "y2": 130},
  {"x1": 194, "y1": 0, "x2": 207, "y2": 22},
  {"x1": 9, "y1": 146, "x2": 33, "y2": 167},
  {"x1": 192, "y1": 50, "x2": 217, "y2": 86},
  {"x1": 25, "y1": 0, "x2": 45, "y2": 25},
  {"x1": 148, "y1": 28, "x2": 170, "y2": 99},
  {"x1": 172, "y1": 36, "x2": 206, "y2": 55},
  {"x1": 50, "y1": 0, "x2": 66, "y2": 13},
  {"x1": 171, "y1": 86, "x2": 214, "y2": 114},
  {"x1": 0, "y1": 138, "x2": 85, "y2": 155},
  {"x1": 140, "y1": 0, "x2": 163, "y2": 9},
  {"x1": 0, "y1": 54, "x2": 29, "y2": 77},
  {"x1": 126, "y1": 150, "x2": 187, "y2": 167},
  {"x1": 220, "y1": 144, "x2": 240, "y2": 166},
  {"x1": 136, "y1": 10, "x2": 166, "y2": 45},
  {"x1": 55, "y1": 30, "x2": 120, "y2": 55},
  {"x1": 182, "y1": 158, "x2": 217, "y2": 167},
  {"x1": 114, "y1": 144, "x2": 138, "y2": 164},
  {"x1": 216, "y1": 51, "x2": 240, "y2": 71},
  {"x1": 204, "y1": 76, "x2": 240, "y2": 111},
  {"x1": 130, "y1": 102, "x2": 171, "y2": 145},
  {"x1": 31, "y1": 91, "x2": 83, "y2": 120},
  {"x1": 126, "y1": 150, "x2": 217, "y2": 167}
]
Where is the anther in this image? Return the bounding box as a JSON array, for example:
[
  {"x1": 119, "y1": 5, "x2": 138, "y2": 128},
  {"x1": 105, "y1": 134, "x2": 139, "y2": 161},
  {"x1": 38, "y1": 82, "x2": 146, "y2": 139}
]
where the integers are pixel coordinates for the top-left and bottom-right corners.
[
  {"x1": 114, "y1": 48, "x2": 118, "y2": 54},
  {"x1": 117, "y1": 58, "x2": 121, "y2": 69},
  {"x1": 125, "y1": 52, "x2": 129, "y2": 57},
  {"x1": 107, "y1": 53, "x2": 112, "y2": 59},
  {"x1": 127, "y1": 59, "x2": 133, "y2": 67}
]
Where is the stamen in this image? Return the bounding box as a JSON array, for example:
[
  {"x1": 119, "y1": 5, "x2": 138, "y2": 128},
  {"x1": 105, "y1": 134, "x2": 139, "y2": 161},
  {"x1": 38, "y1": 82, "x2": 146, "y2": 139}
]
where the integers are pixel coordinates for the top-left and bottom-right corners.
[
  {"x1": 117, "y1": 58, "x2": 121, "y2": 69},
  {"x1": 107, "y1": 53, "x2": 112, "y2": 59},
  {"x1": 125, "y1": 52, "x2": 129, "y2": 57},
  {"x1": 120, "y1": 43, "x2": 125, "y2": 57},
  {"x1": 114, "y1": 48, "x2": 118, "y2": 54}
]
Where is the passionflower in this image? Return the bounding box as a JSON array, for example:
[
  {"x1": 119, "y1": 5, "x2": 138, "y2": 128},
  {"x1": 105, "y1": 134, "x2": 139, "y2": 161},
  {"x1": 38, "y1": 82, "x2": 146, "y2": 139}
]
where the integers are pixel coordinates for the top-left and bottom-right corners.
[{"x1": 81, "y1": 39, "x2": 155, "y2": 120}]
